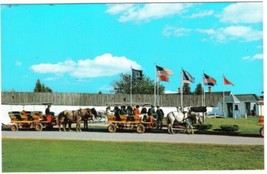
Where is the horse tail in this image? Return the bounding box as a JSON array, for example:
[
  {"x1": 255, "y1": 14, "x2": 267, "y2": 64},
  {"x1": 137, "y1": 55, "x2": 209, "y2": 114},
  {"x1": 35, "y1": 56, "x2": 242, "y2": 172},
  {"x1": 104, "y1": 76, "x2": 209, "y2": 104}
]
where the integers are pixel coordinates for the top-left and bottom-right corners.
[{"x1": 57, "y1": 112, "x2": 63, "y2": 124}]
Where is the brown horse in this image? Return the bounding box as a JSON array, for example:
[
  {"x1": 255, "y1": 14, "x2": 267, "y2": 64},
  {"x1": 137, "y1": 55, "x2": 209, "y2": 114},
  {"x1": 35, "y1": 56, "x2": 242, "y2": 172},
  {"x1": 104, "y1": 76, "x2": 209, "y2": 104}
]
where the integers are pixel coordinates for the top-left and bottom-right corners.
[
  {"x1": 58, "y1": 108, "x2": 94, "y2": 132},
  {"x1": 78, "y1": 108, "x2": 95, "y2": 130},
  {"x1": 58, "y1": 110, "x2": 82, "y2": 132}
]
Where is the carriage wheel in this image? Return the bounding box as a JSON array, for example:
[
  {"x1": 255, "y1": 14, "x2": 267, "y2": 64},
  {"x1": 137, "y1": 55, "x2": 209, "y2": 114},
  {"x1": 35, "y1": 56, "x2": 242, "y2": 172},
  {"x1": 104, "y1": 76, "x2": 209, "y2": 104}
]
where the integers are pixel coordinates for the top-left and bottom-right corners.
[
  {"x1": 35, "y1": 123, "x2": 43, "y2": 131},
  {"x1": 107, "y1": 124, "x2": 116, "y2": 133},
  {"x1": 136, "y1": 124, "x2": 145, "y2": 134},
  {"x1": 11, "y1": 124, "x2": 18, "y2": 131},
  {"x1": 259, "y1": 127, "x2": 264, "y2": 137}
]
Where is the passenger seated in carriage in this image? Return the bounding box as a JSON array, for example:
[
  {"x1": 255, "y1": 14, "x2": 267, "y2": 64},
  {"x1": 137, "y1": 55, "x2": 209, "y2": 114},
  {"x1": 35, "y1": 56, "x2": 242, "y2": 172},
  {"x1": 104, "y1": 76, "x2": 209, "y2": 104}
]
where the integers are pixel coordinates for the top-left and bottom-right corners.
[
  {"x1": 126, "y1": 105, "x2": 134, "y2": 115},
  {"x1": 126, "y1": 105, "x2": 135, "y2": 121},
  {"x1": 120, "y1": 106, "x2": 127, "y2": 115},
  {"x1": 106, "y1": 106, "x2": 113, "y2": 116},
  {"x1": 113, "y1": 106, "x2": 120, "y2": 121},
  {"x1": 134, "y1": 105, "x2": 141, "y2": 115},
  {"x1": 143, "y1": 105, "x2": 156, "y2": 122},
  {"x1": 141, "y1": 105, "x2": 147, "y2": 114}
]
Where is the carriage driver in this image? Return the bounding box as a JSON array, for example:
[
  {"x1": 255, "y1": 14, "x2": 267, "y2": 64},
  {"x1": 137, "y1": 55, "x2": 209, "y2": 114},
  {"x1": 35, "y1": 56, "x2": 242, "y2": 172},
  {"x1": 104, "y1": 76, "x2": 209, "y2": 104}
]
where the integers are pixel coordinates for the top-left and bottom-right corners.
[
  {"x1": 45, "y1": 104, "x2": 52, "y2": 122},
  {"x1": 45, "y1": 105, "x2": 51, "y2": 115},
  {"x1": 156, "y1": 106, "x2": 164, "y2": 129},
  {"x1": 148, "y1": 105, "x2": 157, "y2": 122}
]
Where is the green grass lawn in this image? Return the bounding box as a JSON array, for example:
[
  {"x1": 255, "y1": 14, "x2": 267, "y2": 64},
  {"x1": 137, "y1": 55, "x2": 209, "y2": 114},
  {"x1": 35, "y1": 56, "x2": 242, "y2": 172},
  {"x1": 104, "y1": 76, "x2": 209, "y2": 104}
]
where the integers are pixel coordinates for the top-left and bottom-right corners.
[
  {"x1": 204, "y1": 116, "x2": 262, "y2": 135},
  {"x1": 2, "y1": 138, "x2": 264, "y2": 172}
]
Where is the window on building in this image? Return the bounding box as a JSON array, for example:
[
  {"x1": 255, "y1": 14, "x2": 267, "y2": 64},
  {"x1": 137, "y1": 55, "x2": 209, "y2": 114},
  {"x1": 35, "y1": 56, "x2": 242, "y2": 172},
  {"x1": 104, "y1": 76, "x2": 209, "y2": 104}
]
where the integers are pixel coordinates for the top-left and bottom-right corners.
[{"x1": 234, "y1": 104, "x2": 239, "y2": 110}]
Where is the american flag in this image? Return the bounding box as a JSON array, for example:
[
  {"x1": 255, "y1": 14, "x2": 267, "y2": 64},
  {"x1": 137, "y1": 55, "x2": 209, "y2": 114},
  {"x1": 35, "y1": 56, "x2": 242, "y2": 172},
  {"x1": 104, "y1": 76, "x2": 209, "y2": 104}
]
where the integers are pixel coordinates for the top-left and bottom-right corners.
[
  {"x1": 156, "y1": 65, "x2": 173, "y2": 82},
  {"x1": 203, "y1": 73, "x2": 216, "y2": 86}
]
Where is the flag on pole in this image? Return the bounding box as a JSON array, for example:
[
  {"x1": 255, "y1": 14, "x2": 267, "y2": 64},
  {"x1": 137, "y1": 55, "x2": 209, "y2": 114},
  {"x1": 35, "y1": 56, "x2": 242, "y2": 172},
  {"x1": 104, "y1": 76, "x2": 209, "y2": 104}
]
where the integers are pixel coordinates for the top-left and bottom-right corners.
[
  {"x1": 132, "y1": 68, "x2": 143, "y2": 81},
  {"x1": 203, "y1": 73, "x2": 217, "y2": 86},
  {"x1": 156, "y1": 65, "x2": 173, "y2": 82},
  {"x1": 223, "y1": 76, "x2": 234, "y2": 86},
  {"x1": 182, "y1": 69, "x2": 195, "y2": 84}
]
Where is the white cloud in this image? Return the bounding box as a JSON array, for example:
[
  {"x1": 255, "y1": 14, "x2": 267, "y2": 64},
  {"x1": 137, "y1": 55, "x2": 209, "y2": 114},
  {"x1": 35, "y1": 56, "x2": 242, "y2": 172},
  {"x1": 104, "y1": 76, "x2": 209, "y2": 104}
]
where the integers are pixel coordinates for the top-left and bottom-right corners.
[
  {"x1": 163, "y1": 26, "x2": 191, "y2": 37},
  {"x1": 242, "y1": 56, "x2": 250, "y2": 60},
  {"x1": 188, "y1": 10, "x2": 214, "y2": 19},
  {"x1": 106, "y1": 3, "x2": 192, "y2": 23},
  {"x1": 197, "y1": 26, "x2": 262, "y2": 43},
  {"x1": 242, "y1": 53, "x2": 263, "y2": 61},
  {"x1": 252, "y1": 54, "x2": 263, "y2": 60},
  {"x1": 31, "y1": 59, "x2": 76, "y2": 75},
  {"x1": 106, "y1": 4, "x2": 135, "y2": 15},
  {"x1": 31, "y1": 53, "x2": 141, "y2": 79},
  {"x1": 220, "y1": 3, "x2": 262, "y2": 24}
]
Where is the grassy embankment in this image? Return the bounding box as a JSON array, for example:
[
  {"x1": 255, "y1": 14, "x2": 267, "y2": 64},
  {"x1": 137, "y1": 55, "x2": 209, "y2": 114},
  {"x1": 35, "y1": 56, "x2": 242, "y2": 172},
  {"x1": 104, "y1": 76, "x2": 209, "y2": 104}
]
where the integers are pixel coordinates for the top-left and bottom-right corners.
[{"x1": 2, "y1": 138, "x2": 264, "y2": 172}]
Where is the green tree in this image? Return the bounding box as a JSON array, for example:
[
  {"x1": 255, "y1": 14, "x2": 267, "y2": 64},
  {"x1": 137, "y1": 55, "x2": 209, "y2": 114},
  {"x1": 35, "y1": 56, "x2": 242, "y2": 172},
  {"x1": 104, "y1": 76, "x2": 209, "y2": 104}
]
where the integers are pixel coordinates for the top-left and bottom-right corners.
[
  {"x1": 183, "y1": 83, "x2": 191, "y2": 94},
  {"x1": 194, "y1": 83, "x2": 204, "y2": 95},
  {"x1": 34, "y1": 79, "x2": 53, "y2": 92},
  {"x1": 112, "y1": 74, "x2": 165, "y2": 94}
]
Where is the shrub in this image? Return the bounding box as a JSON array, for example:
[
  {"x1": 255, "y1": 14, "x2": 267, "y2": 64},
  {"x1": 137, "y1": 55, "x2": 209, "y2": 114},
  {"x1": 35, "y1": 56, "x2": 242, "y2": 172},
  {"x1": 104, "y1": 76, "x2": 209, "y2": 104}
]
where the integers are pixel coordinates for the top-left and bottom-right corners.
[
  {"x1": 194, "y1": 124, "x2": 213, "y2": 130},
  {"x1": 220, "y1": 125, "x2": 239, "y2": 132}
]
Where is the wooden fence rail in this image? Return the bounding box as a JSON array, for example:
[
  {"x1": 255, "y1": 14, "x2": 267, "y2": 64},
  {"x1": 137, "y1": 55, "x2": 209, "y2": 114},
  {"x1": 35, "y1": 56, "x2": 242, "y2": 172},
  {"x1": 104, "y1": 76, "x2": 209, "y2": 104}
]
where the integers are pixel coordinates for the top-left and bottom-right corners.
[{"x1": 1, "y1": 92, "x2": 227, "y2": 107}]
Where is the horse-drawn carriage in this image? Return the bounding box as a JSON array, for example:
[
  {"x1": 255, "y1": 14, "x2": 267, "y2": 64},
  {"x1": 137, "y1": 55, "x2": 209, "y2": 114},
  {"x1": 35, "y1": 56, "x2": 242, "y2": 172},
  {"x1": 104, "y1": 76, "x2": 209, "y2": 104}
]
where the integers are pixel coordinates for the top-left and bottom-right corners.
[
  {"x1": 106, "y1": 103, "x2": 157, "y2": 133},
  {"x1": 165, "y1": 106, "x2": 206, "y2": 134},
  {"x1": 258, "y1": 115, "x2": 264, "y2": 137},
  {"x1": 105, "y1": 103, "x2": 206, "y2": 134},
  {"x1": 8, "y1": 110, "x2": 56, "y2": 131},
  {"x1": 8, "y1": 103, "x2": 57, "y2": 131}
]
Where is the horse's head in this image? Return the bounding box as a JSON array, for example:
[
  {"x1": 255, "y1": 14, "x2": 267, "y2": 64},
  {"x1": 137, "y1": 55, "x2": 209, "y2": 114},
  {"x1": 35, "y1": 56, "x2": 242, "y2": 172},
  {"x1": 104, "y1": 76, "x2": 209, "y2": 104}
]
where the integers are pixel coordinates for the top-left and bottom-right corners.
[
  {"x1": 182, "y1": 106, "x2": 191, "y2": 113},
  {"x1": 90, "y1": 108, "x2": 98, "y2": 117}
]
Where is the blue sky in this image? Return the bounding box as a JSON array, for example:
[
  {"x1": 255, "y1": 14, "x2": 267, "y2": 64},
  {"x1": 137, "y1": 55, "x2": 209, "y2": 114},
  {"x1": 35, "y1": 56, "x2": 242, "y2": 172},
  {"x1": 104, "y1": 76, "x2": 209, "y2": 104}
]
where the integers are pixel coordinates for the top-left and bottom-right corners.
[{"x1": 1, "y1": 2, "x2": 264, "y2": 95}]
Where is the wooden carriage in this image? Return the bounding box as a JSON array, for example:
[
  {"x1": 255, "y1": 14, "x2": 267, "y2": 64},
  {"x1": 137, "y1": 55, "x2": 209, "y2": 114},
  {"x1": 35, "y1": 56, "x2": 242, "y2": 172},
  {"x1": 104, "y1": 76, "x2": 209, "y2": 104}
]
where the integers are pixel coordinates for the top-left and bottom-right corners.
[
  {"x1": 106, "y1": 103, "x2": 156, "y2": 133},
  {"x1": 258, "y1": 115, "x2": 264, "y2": 137},
  {"x1": 8, "y1": 103, "x2": 57, "y2": 131}
]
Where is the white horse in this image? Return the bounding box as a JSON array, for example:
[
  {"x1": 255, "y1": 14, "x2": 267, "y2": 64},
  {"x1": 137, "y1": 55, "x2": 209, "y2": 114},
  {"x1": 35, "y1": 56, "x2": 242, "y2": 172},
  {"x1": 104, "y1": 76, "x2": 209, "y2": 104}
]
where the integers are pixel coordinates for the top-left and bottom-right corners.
[{"x1": 166, "y1": 107, "x2": 194, "y2": 134}]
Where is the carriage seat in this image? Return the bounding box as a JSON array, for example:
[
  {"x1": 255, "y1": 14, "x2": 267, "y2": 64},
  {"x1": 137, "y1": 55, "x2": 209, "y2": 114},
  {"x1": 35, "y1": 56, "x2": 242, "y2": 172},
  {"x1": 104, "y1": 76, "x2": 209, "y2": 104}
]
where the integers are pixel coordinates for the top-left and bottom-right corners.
[
  {"x1": 20, "y1": 111, "x2": 28, "y2": 120},
  {"x1": 107, "y1": 115, "x2": 115, "y2": 121},
  {"x1": 119, "y1": 114, "x2": 128, "y2": 121},
  {"x1": 133, "y1": 115, "x2": 141, "y2": 122},
  {"x1": 9, "y1": 111, "x2": 20, "y2": 121},
  {"x1": 32, "y1": 111, "x2": 42, "y2": 121}
]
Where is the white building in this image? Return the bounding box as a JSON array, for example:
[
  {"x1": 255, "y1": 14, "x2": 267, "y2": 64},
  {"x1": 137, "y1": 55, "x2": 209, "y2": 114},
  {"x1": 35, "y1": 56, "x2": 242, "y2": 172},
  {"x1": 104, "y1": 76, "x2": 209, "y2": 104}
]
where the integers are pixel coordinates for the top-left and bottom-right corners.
[{"x1": 218, "y1": 94, "x2": 264, "y2": 118}]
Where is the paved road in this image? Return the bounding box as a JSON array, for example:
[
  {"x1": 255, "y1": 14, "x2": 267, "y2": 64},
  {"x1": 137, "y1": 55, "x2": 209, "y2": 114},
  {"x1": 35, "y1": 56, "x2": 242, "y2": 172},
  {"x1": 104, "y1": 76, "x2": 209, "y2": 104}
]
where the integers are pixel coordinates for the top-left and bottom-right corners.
[{"x1": 2, "y1": 129, "x2": 264, "y2": 145}]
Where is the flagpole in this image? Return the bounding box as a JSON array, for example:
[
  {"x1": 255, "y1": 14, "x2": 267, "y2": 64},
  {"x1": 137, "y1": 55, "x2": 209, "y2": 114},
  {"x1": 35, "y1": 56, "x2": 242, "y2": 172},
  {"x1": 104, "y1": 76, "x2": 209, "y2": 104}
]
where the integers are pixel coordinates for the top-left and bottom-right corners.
[
  {"x1": 222, "y1": 74, "x2": 225, "y2": 118},
  {"x1": 154, "y1": 64, "x2": 157, "y2": 106},
  {"x1": 157, "y1": 80, "x2": 160, "y2": 106},
  {"x1": 201, "y1": 70, "x2": 205, "y2": 106},
  {"x1": 181, "y1": 68, "x2": 184, "y2": 108},
  {"x1": 130, "y1": 66, "x2": 133, "y2": 105}
]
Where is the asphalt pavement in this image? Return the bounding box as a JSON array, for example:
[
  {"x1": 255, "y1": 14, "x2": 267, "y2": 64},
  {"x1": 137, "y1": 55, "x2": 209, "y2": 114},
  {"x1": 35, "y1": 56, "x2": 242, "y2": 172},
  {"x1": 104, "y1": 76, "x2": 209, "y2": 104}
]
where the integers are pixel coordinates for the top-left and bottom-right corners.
[{"x1": 2, "y1": 129, "x2": 264, "y2": 145}]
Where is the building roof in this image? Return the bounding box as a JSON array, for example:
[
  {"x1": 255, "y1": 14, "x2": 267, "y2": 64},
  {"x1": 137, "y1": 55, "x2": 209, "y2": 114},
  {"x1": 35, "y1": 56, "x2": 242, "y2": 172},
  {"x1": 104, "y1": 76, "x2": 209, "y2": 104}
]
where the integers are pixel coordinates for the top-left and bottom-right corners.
[
  {"x1": 235, "y1": 94, "x2": 260, "y2": 102},
  {"x1": 219, "y1": 94, "x2": 262, "y2": 104},
  {"x1": 225, "y1": 94, "x2": 240, "y2": 103}
]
